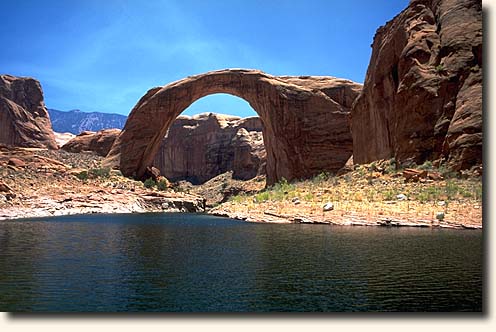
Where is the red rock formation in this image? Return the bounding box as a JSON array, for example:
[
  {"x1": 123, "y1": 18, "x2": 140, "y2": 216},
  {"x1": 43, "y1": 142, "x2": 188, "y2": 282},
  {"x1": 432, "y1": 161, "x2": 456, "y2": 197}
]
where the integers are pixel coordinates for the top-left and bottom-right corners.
[
  {"x1": 61, "y1": 129, "x2": 121, "y2": 156},
  {"x1": 104, "y1": 69, "x2": 362, "y2": 185},
  {"x1": 0, "y1": 75, "x2": 57, "y2": 149},
  {"x1": 53, "y1": 132, "x2": 76, "y2": 148},
  {"x1": 352, "y1": 0, "x2": 482, "y2": 171},
  {"x1": 152, "y1": 113, "x2": 265, "y2": 184}
]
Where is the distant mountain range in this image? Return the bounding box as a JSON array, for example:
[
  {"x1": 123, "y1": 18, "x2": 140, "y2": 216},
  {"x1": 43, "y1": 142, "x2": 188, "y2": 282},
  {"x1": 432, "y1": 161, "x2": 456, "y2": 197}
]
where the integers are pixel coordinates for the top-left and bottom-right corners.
[{"x1": 48, "y1": 109, "x2": 127, "y2": 135}]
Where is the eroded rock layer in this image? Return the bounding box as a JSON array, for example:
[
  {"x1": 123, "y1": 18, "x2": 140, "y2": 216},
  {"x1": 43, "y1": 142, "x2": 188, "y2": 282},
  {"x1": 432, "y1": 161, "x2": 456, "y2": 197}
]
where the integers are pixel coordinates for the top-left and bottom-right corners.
[
  {"x1": 152, "y1": 113, "x2": 265, "y2": 184},
  {"x1": 0, "y1": 75, "x2": 57, "y2": 149},
  {"x1": 352, "y1": 0, "x2": 482, "y2": 170},
  {"x1": 105, "y1": 69, "x2": 362, "y2": 185},
  {"x1": 61, "y1": 129, "x2": 121, "y2": 157}
]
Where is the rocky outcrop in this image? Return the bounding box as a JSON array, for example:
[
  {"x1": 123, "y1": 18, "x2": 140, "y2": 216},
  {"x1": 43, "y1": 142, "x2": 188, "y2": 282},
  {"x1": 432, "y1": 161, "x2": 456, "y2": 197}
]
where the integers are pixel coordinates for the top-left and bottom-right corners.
[
  {"x1": 0, "y1": 75, "x2": 57, "y2": 149},
  {"x1": 61, "y1": 129, "x2": 121, "y2": 156},
  {"x1": 105, "y1": 69, "x2": 362, "y2": 185},
  {"x1": 152, "y1": 113, "x2": 265, "y2": 184},
  {"x1": 53, "y1": 132, "x2": 76, "y2": 148},
  {"x1": 352, "y1": 0, "x2": 482, "y2": 171}
]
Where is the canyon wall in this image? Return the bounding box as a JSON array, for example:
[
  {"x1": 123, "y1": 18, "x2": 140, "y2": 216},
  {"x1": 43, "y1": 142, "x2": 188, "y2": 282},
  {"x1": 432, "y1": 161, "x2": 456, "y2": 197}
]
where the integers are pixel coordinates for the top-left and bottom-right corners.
[{"x1": 352, "y1": 0, "x2": 482, "y2": 170}]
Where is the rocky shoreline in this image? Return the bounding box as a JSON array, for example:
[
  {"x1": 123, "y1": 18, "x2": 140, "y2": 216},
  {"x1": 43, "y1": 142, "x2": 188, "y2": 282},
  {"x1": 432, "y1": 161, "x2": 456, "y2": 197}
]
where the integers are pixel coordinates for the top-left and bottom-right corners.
[
  {"x1": 0, "y1": 191, "x2": 206, "y2": 221},
  {"x1": 208, "y1": 208, "x2": 482, "y2": 230}
]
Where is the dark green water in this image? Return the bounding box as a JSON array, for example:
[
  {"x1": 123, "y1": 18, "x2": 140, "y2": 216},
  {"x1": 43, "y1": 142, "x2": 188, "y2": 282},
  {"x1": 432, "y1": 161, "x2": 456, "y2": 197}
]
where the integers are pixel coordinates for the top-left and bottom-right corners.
[{"x1": 0, "y1": 213, "x2": 482, "y2": 312}]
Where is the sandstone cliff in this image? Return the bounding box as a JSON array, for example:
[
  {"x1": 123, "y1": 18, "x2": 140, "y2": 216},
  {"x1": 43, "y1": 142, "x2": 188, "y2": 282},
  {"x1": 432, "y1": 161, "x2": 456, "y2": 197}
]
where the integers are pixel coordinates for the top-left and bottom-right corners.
[
  {"x1": 352, "y1": 0, "x2": 482, "y2": 170},
  {"x1": 61, "y1": 129, "x2": 121, "y2": 156},
  {"x1": 152, "y1": 113, "x2": 265, "y2": 184},
  {"x1": 0, "y1": 75, "x2": 57, "y2": 149}
]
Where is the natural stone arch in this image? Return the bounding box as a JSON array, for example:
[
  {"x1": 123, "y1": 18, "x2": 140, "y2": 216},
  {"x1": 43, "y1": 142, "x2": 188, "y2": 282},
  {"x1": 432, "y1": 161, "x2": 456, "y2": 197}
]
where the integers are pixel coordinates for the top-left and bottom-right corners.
[{"x1": 104, "y1": 69, "x2": 362, "y2": 185}]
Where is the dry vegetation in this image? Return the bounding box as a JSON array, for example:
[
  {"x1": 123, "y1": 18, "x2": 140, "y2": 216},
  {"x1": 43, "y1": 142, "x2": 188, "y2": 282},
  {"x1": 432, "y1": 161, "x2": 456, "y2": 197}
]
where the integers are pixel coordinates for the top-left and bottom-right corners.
[{"x1": 212, "y1": 159, "x2": 482, "y2": 228}]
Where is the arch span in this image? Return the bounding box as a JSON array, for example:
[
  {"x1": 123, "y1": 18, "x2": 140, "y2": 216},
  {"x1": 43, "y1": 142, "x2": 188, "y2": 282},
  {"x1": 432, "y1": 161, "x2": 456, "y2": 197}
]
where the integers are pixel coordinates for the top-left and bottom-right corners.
[{"x1": 104, "y1": 69, "x2": 362, "y2": 185}]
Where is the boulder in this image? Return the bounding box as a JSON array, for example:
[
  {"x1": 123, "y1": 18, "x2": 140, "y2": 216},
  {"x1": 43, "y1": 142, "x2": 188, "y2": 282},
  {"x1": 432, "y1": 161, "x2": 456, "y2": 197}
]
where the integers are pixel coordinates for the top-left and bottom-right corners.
[
  {"x1": 8, "y1": 157, "x2": 26, "y2": 168},
  {"x1": 352, "y1": 0, "x2": 482, "y2": 171},
  {"x1": 0, "y1": 75, "x2": 57, "y2": 149},
  {"x1": 61, "y1": 129, "x2": 121, "y2": 156},
  {"x1": 0, "y1": 181, "x2": 12, "y2": 193},
  {"x1": 152, "y1": 113, "x2": 266, "y2": 184}
]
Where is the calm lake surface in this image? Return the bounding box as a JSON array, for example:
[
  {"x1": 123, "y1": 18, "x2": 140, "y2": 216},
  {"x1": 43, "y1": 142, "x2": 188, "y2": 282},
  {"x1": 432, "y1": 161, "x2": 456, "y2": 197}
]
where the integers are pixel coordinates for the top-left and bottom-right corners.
[{"x1": 0, "y1": 213, "x2": 482, "y2": 312}]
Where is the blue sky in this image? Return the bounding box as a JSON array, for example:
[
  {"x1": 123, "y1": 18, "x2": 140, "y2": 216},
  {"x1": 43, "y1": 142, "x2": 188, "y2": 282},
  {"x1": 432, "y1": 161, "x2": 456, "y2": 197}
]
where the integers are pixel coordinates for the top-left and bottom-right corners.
[{"x1": 0, "y1": 0, "x2": 408, "y2": 117}]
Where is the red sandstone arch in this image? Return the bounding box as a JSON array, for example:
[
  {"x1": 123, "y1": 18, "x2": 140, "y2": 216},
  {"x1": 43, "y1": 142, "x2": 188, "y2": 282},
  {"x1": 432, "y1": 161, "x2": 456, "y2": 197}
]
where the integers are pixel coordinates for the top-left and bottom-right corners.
[{"x1": 104, "y1": 69, "x2": 362, "y2": 185}]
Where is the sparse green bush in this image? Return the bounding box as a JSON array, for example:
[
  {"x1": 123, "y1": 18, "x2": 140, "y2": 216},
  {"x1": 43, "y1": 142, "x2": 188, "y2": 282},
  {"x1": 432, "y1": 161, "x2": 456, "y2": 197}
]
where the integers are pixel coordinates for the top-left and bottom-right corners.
[
  {"x1": 384, "y1": 158, "x2": 397, "y2": 174},
  {"x1": 474, "y1": 184, "x2": 483, "y2": 201},
  {"x1": 445, "y1": 180, "x2": 460, "y2": 200},
  {"x1": 254, "y1": 191, "x2": 270, "y2": 203},
  {"x1": 75, "y1": 170, "x2": 88, "y2": 181},
  {"x1": 418, "y1": 160, "x2": 433, "y2": 171},
  {"x1": 304, "y1": 192, "x2": 314, "y2": 201},
  {"x1": 383, "y1": 189, "x2": 395, "y2": 201},
  {"x1": 89, "y1": 167, "x2": 110, "y2": 178},
  {"x1": 435, "y1": 64, "x2": 445, "y2": 73},
  {"x1": 157, "y1": 178, "x2": 168, "y2": 191},
  {"x1": 270, "y1": 178, "x2": 296, "y2": 200},
  {"x1": 143, "y1": 178, "x2": 156, "y2": 188},
  {"x1": 312, "y1": 172, "x2": 330, "y2": 184},
  {"x1": 230, "y1": 194, "x2": 245, "y2": 203}
]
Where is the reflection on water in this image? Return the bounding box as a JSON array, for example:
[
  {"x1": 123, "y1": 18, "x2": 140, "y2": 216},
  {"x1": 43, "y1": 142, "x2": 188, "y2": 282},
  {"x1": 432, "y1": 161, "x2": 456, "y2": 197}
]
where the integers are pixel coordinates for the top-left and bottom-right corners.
[{"x1": 0, "y1": 213, "x2": 482, "y2": 312}]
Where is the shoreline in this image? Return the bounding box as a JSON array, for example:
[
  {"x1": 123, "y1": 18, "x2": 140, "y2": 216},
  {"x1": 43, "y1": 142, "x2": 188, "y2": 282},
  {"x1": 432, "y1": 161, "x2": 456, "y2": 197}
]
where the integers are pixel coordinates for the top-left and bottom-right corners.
[
  {"x1": 208, "y1": 209, "x2": 482, "y2": 230},
  {"x1": 1, "y1": 204, "x2": 482, "y2": 230}
]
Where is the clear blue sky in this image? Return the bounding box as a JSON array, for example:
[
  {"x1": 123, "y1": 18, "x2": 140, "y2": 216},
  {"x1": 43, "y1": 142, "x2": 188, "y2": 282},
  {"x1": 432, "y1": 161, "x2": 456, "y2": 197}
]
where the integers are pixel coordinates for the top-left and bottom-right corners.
[{"x1": 0, "y1": 0, "x2": 408, "y2": 117}]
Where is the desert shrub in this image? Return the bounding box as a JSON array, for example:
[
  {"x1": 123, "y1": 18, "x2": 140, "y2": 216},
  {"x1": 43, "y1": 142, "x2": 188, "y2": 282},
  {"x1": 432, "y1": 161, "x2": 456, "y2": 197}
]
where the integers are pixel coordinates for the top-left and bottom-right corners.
[
  {"x1": 418, "y1": 160, "x2": 433, "y2": 171},
  {"x1": 312, "y1": 172, "x2": 330, "y2": 184},
  {"x1": 382, "y1": 189, "x2": 395, "y2": 201},
  {"x1": 157, "y1": 178, "x2": 169, "y2": 191},
  {"x1": 75, "y1": 170, "x2": 88, "y2": 181},
  {"x1": 270, "y1": 178, "x2": 295, "y2": 200},
  {"x1": 435, "y1": 64, "x2": 445, "y2": 73},
  {"x1": 230, "y1": 194, "x2": 245, "y2": 203},
  {"x1": 304, "y1": 192, "x2": 314, "y2": 201},
  {"x1": 445, "y1": 180, "x2": 460, "y2": 200},
  {"x1": 143, "y1": 178, "x2": 156, "y2": 188},
  {"x1": 254, "y1": 191, "x2": 270, "y2": 203},
  {"x1": 89, "y1": 167, "x2": 110, "y2": 178}
]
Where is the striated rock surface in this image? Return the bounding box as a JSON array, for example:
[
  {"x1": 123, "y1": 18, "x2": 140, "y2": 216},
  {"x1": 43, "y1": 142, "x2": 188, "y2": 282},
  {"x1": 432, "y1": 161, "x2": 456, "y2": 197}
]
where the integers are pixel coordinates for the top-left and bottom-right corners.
[
  {"x1": 105, "y1": 69, "x2": 362, "y2": 185},
  {"x1": 61, "y1": 129, "x2": 121, "y2": 157},
  {"x1": 152, "y1": 113, "x2": 265, "y2": 184},
  {"x1": 352, "y1": 0, "x2": 482, "y2": 171},
  {"x1": 0, "y1": 75, "x2": 57, "y2": 149}
]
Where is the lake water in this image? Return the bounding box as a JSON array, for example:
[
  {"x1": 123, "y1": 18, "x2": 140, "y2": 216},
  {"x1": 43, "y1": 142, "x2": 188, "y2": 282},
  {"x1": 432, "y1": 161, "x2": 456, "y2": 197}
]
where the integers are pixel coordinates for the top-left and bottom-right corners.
[{"x1": 0, "y1": 213, "x2": 482, "y2": 312}]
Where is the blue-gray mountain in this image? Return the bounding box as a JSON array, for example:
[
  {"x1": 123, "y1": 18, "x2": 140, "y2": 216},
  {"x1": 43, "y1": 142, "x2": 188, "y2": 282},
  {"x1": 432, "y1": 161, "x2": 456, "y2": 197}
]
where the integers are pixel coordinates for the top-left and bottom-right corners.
[{"x1": 48, "y1": 109, "x2": 127, "y2": 135}]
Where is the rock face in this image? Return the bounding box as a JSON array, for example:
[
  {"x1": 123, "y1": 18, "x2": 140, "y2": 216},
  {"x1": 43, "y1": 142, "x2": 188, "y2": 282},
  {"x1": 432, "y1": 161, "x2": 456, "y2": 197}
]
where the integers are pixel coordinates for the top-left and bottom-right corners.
[
  {"x1": 352, "y1": 0, "x2": 482, "y2": 171},
  {"x1": 61, "y1": 129, "x2": 121, "y2": 157},
  {"x1": 0, "y1": 75, "x2": 57, "y2": 149},
  {"x1": 105, "y1": 69, "x2": 362, "y2": 185},
  {"x1": 53, "y1": 132, "x2": 76, "y2": 148},
  {"x1": 152, "y1": 113, "x2": 266, "y2": 184}
]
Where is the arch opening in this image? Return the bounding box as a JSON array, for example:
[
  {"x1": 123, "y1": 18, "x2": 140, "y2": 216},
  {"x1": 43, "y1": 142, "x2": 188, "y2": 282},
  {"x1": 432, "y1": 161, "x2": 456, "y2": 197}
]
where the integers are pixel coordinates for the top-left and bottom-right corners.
[{"x1": 151, "y1": 93, "x2": 266, "y2": 185}]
